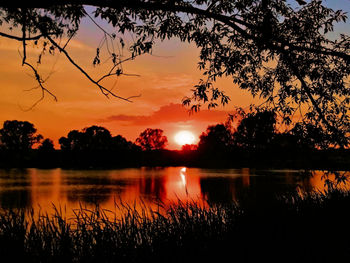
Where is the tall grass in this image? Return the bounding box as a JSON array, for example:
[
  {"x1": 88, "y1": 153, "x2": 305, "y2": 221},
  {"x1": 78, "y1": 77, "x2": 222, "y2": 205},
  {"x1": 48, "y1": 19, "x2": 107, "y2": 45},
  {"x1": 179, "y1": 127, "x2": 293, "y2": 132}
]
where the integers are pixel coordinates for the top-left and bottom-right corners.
[{"x1": 1, "y1": 189, "x2": 350, "y2": 263}]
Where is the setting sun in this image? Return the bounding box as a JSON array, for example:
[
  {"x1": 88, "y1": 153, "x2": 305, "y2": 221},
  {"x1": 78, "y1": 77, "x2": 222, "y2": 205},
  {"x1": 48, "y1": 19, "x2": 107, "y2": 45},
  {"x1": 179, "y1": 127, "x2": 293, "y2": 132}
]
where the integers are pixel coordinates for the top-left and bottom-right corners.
[{"x1": 174, "y1": 131, "x2": 196, "y2": 146}]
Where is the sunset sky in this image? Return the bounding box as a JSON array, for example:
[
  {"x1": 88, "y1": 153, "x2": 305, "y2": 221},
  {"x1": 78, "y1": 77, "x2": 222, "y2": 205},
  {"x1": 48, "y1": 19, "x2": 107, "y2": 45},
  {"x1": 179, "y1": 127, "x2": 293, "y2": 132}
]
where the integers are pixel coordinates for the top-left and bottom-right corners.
[{"x1": 0, "y1": 1, "x2": 349, "y2": 149}]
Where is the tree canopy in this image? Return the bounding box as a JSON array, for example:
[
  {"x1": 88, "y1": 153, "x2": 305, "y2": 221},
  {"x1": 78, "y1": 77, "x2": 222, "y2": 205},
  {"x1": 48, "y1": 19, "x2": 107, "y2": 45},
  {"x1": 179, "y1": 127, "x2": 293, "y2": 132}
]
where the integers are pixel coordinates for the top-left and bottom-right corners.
[
  {"x1": 233, "y1": 108, "x2": 276, "y2": 150},
  {"x1": 0, "y1": 120, "x2": 42, "y2": 151},
  {"x1": 198, "y1": 124, "x2": 233, "y2": 153},
  {"x1": 136, "y1": 128, "x2": 168, "y2": 150},
  {"x1": 38, "y1": 138, "x2": 55, "y2": 152},
  {"x1": 59, "y1": 125, "x2": 135, "y2": 151},
  {"x1": 1, "y1": 1, "x2": 350, "y2": 145}
]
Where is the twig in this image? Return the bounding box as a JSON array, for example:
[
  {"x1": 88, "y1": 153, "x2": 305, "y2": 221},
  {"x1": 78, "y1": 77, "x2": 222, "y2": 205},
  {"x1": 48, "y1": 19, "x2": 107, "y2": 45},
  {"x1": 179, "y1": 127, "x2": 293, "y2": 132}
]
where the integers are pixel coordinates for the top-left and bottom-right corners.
[
  {"x1": 20, "y1": 8, "x2": 57, "y2": 110},
  {"x1": 45, "y1": 34, "x2": 135, "y2": 102}
]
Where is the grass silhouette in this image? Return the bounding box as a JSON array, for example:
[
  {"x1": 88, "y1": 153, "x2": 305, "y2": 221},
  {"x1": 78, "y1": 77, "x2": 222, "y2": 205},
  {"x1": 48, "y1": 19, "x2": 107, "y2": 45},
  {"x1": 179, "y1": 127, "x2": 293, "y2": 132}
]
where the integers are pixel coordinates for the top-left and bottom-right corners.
[{"x1": 1, "y1": 188, "x2": 350, "y2": 262}]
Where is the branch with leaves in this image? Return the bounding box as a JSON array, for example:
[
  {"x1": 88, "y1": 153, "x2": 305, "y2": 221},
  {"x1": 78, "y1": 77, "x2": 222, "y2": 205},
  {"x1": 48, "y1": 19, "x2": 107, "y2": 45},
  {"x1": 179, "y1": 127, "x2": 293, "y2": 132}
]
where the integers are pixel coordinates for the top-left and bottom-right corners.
[{"x1": 0, "y1": 0, "x2": 350, "y2": 146}]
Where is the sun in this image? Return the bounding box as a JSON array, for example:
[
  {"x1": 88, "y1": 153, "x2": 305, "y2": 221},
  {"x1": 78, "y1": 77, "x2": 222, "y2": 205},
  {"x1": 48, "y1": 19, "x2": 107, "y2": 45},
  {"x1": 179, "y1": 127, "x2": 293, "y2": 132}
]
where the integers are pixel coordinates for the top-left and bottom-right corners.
[{"x1": 174, "y1": 131, "x2": 196, "y2": 146}]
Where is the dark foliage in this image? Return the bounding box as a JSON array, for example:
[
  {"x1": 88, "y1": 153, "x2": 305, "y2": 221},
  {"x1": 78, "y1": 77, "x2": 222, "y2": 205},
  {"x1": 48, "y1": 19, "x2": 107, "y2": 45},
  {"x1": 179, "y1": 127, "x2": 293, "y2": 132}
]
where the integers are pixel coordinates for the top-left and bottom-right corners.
[
  {"x1": 0, "y1": 120, "x2": 42, "y2": 152},
  {"x1": 198, "y1": 124, "x2": 233, "y2": 153},
  {"x1": 291, "y1": 122, "x2": 336, "y2": 149},
  {"x1": 58, "y1": 125, "x2": 141, "y2": 167},
  {"x1": 181, "y1": 144, "x2": 198, "y2": 152},
  {"x1": 135, "y1": 128, "x2": 168, "y2": 151},
  {"x1": 0, "y1": 120, "x2": 43, "y2": 167},
  {"x1": 38, "y1": 138, "x2": 54, "y2": 152},
  {"x1": 37, "y1": 138, "x2": 57, "y2": 167},
  {"x1": 59, "y1": 126, "x2": 113, "y2": 152},
  {"x1": 233, "y1": 109, "x2": 276, "y2": 151}
]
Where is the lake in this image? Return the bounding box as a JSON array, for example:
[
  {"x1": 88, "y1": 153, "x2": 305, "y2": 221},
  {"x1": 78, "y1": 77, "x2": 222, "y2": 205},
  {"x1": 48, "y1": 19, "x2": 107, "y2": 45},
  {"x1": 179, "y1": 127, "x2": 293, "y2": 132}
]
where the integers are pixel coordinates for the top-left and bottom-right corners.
[{"x1": 0, "y1": 167, "x2": 348, "y2": 217}]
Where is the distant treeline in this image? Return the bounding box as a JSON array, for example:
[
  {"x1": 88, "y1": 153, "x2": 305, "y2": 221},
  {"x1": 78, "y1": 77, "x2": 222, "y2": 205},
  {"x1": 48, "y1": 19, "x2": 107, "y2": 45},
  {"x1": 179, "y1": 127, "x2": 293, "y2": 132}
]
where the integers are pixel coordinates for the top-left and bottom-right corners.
[{"x1": 0, "y1": 109, "x2": 349, "y2": 169}]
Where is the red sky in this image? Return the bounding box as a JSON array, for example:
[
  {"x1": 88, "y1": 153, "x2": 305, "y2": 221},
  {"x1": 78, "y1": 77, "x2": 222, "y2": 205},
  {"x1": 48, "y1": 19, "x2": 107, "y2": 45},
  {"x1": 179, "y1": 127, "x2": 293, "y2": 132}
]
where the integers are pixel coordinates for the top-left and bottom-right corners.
[{"x1": 0, "y1": 2, "x2": 349, "y2": 149}]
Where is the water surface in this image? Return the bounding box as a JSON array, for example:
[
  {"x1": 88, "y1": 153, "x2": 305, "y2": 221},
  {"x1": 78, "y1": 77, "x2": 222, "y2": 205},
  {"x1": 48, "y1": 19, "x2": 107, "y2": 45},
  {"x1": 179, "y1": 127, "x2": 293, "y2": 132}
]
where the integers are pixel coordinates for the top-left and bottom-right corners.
[{"x1": 0, "y1": 167, "x2": 347, "y2": 216}]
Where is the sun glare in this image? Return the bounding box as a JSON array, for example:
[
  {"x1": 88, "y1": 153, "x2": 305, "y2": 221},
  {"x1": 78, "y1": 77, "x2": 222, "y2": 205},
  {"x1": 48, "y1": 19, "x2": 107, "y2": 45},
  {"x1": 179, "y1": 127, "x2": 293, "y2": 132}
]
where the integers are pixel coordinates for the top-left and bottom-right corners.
[{"x1": 174, "y1": 131, "x2": 196, "y2": 146}]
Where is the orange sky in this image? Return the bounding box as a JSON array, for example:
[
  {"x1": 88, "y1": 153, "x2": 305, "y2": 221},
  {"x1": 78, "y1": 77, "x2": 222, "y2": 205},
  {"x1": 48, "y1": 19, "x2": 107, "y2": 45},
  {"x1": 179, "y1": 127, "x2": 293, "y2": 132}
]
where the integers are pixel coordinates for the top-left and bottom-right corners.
[
  {"x1": 0, "y1": 2, "x2": 349, "y2": 149},
  {"x1": 0, "y1": 21, "x2": 256, "y2": 149}
]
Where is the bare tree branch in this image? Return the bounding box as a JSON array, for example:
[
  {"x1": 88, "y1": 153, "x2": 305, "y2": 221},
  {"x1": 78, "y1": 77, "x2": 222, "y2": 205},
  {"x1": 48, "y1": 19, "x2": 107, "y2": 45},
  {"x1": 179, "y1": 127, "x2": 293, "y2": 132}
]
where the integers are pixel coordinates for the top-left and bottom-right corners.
[
  {"x1": 19, "y1": 8, "x2": 58, "y2": 108},
  {"x1": 45, "y1": 34, "x2": 135, "y2": 102},
  {"x1": 0, "y1": 31, "x2": 54, "y2": 41}
]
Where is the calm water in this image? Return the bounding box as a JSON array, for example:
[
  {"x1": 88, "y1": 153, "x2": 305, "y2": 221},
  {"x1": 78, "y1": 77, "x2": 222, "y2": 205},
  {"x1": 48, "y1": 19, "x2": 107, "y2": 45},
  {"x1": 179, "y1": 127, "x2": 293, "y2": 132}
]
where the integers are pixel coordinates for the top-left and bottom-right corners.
[{"x1": 0, "y1": 167, "x2": 348, "y2": 216}]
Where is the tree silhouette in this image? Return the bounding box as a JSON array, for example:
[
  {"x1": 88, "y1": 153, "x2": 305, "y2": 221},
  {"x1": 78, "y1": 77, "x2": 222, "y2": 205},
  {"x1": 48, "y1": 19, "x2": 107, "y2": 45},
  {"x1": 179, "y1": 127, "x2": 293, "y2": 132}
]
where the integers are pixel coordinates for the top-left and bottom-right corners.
[
  {"x1": 135, "y1": 128, "x2": 168, "y2": 151},
  {"x1": 290, "y1": 122, "x2": 334, "y2": 150},
  {"x1": 58, "y1": 125, "x2": 139, "y2": 167},
  {"x1": 181, "y1": 144, "x2": 198, "y2": 152},
  {"x1": 36, "y1": 138, "x2": 56, "y2": 167},
  {"x1": 59, "y1": 125, "x2": 137, "y2": 152},
  {"x1": 270, "y1": 133, "x2": 299, "y2": 152},
  {"x1": 233, "y1": 109, "x2": 276, "y2": 151},
  {"x1": 1, "y1": 1, "x2": 350, "y2": 145},
  {"x1": 59, "y1": 126, "x2": 112, "y2": 151},
  {"x1": 198, "y1": 124, "x2": 233, "y2": 153},
  {"x1": 59, "y1": 130, "x2": 83, "y2": 151},
  {"x1": 0, "y1": 120, "x2": 42, "y2": 151},
  {"x1": 38, "y1": 138, "x2": 55, "y2": 152},
  {"x1": 112, "y1": 135, "x2": 140, "y2": 152},
  {"x1": 82, "y1": 126, "x2": 113, "y2": 151}
]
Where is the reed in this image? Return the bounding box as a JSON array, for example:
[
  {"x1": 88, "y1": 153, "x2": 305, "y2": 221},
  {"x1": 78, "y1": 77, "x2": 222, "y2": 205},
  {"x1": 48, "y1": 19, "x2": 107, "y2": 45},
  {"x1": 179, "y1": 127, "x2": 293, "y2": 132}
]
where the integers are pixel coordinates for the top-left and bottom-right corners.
[{"x1": 1, "y1": 189, "x2": 350, "y2": 263}]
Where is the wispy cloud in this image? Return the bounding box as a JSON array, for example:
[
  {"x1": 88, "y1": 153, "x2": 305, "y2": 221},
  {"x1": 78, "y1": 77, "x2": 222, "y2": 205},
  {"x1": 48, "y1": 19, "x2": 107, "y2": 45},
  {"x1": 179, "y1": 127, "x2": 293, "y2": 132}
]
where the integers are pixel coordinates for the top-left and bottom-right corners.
[
  {"x1": 0, "y1": 37, "x2": 93, "y2": 52},
  {"x1": 99, "y1": 103, "x2": 235, "y2": 126}
]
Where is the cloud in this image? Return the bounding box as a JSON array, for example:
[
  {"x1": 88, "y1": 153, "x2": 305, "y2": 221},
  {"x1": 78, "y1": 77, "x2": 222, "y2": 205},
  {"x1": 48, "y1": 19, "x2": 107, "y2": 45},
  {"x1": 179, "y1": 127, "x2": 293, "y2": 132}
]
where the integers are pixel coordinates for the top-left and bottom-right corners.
[
  {"x1": 99, "y1": 103, "x2": 235, "y2": 126},
  {"x1": 0, "y1": 37, "x2": 93, "y2": 59}
]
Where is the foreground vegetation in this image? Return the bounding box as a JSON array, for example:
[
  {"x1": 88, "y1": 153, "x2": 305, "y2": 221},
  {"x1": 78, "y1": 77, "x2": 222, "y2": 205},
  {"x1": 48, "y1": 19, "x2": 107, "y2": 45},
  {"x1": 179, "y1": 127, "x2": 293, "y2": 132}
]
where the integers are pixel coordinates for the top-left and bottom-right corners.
[{"x1": 1, "y1": 188, "x2": 350, "y2": 263}]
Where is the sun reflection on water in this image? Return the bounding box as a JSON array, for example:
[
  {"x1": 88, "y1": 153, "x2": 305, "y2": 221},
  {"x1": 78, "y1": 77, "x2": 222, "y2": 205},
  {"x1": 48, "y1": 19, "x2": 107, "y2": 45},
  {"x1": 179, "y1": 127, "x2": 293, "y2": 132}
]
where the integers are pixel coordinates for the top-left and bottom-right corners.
[
  {"x1": 0, "y1": 168, "x2": 349, "y2": 220},
  {"x1": 180, "y1": 167, "x2": 188, "y2": 194}
]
